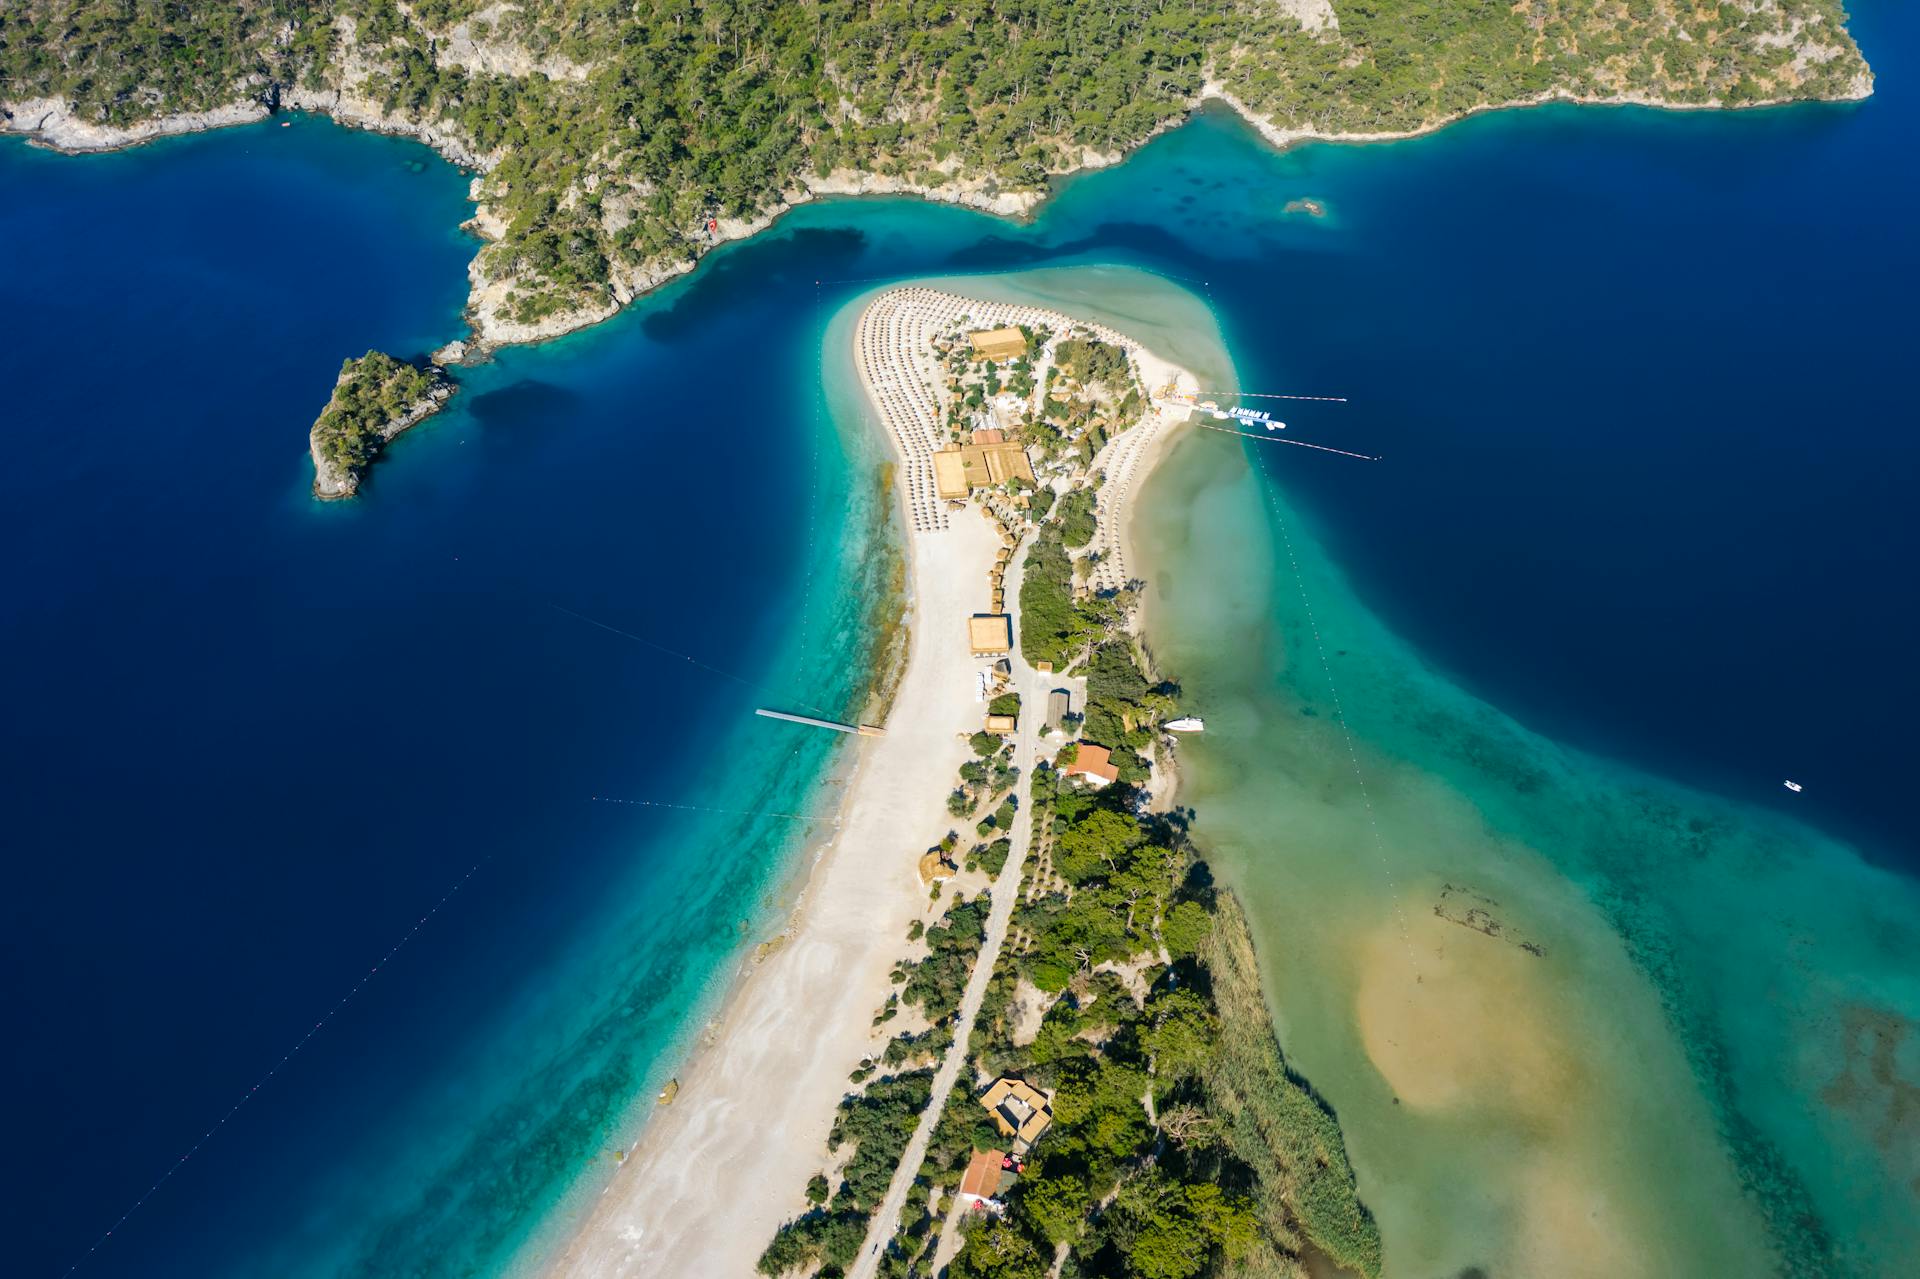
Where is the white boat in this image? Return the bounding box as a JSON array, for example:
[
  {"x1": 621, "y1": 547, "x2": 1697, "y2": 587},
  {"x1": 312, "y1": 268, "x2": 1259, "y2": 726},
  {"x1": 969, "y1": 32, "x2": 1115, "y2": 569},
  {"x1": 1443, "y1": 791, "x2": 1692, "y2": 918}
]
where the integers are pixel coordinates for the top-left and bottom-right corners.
[
  {"x1": 1165, "y1": 717, "x2": 1205, "y2": 733},
  {"x1": 1264, "y1": 420, "x2": 1287, "y2": 431},
  {"x1": 1783, "y1": 780, "x2": 1803, "y2": 793}
]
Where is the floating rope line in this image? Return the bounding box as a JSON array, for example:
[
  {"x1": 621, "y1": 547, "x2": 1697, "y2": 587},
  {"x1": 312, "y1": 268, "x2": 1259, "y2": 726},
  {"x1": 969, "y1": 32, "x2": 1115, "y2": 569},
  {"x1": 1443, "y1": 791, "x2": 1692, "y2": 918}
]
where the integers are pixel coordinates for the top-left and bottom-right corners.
[
  {"x1": 548, "y1": 603, "x2": 839, "y2": 720},
  {"x1": 1192, "y1": 420, "x2": 1380, "y2": 461},
  {"x1": 589, "y1": 796, "x2": 840, "y2": 824},
  {"x1": 1143, "y1": 268, "x2": 1213, "y2": 290},
  {"x1": 812, "y1": 272, "x2": 910, "y2": 288},
  {"x1": 1195, "y1": 390, "x2": 1349, "y2": 403},
  {"x1": 60, "y1": 859, "x2": 485, "y2": 1277},
  {"x1": 797, "y1": 283, "x2": 824, "y2": 649},
  {"x1": 1257, "y1": 477, "x2": 1418, "y2": 967}
]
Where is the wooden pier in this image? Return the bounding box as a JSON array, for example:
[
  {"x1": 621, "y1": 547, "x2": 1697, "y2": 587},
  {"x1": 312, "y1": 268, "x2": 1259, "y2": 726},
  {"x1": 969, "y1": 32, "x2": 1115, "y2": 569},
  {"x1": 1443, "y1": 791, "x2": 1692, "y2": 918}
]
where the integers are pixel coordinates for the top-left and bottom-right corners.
[{"x1": 755, "y1": 708, "x2": 886, "y2": 737}]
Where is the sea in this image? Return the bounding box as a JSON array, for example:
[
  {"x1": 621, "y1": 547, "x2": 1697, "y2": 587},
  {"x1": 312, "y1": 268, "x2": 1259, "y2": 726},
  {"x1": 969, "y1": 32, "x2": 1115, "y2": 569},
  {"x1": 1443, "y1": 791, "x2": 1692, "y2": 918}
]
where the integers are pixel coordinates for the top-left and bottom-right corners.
[{"x1": 2, "y1": 2, "x2": 1915, "y2": 1275}]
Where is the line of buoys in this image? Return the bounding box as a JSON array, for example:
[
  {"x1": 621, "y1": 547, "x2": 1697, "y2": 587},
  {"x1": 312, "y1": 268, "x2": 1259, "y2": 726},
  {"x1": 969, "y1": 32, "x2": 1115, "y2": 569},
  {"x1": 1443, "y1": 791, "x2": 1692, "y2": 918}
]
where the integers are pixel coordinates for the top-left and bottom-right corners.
[
  {"x1": 800, "y1": 286, "x2": 824, "y2": 640},
  {"x1": 589, "y1": 795, "x2": 840, "y2": 824},
  {"x1": 1258, "y1": 481, "x2": 1418, "y2": 969},
  {"x1": 1195, "y1": 390, "x2": 1349, "y2": 402},
  {"x1": 1193, "y1": 420, "x2": 1380, "y2": 461},
  {"x1": 549, "y1": 602, "x2": 841, "y2": 720},
  {"x1": 61, "y1": 860, "x2": 486, "y2": 1276}
]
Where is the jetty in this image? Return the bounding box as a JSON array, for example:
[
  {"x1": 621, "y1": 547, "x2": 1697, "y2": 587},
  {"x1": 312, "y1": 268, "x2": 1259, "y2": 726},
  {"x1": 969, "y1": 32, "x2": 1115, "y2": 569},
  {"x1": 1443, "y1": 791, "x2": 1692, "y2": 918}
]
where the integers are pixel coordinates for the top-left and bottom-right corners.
[{"x1": 754, "y1": 708, "x2": 886, "y2": 737}]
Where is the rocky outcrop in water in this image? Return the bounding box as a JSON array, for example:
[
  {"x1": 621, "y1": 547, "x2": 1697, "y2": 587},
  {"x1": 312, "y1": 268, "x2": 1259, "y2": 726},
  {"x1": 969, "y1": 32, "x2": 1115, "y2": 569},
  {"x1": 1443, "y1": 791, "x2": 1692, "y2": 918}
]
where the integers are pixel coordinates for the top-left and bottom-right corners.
[{"x1": 308, "y1": 353, "x2": 456, "y2": 500}]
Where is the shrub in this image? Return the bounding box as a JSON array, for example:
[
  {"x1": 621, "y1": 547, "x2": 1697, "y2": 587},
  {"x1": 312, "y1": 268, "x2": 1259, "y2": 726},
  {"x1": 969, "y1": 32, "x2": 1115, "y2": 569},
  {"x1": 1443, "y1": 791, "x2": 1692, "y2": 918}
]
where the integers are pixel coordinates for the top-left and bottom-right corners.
[{"x1": 1058, "y1": 487, "x2": 1098, "y2": 549}]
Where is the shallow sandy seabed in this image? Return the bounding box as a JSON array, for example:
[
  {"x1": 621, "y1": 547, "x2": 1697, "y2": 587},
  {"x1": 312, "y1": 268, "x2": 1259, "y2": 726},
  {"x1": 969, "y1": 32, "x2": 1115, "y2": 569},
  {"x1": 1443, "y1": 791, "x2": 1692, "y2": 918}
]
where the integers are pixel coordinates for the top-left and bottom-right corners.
[{"x1": 1127, "y1": 303, "x2": 1920, "y2": 1276}]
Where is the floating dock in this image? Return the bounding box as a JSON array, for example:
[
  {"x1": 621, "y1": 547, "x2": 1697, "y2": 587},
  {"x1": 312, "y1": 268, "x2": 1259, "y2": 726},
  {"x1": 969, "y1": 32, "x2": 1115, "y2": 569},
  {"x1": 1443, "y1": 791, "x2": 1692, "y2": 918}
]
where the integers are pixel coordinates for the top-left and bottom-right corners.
[{"x1": 755, "y1": 708, "x2": 886, "y2": 737}]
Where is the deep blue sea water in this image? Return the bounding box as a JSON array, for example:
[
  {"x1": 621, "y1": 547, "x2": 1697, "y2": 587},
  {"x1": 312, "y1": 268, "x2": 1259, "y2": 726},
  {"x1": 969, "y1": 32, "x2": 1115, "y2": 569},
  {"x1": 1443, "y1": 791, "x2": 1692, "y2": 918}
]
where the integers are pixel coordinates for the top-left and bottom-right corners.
[
  {"x1": 0, "y1": 124, "x2": 889, "y2": 1277},
  {"x1": 4, "y1": 0, "x2": 1916, "y2": 1273}
]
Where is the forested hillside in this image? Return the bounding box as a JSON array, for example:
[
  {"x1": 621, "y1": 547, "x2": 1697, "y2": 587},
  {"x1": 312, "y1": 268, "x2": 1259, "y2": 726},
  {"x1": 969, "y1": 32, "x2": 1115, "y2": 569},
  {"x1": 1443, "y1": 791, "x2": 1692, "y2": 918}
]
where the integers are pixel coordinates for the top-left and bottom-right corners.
[{"x1": 2, "y1": 0, "x2": 1869, "y2": 342}]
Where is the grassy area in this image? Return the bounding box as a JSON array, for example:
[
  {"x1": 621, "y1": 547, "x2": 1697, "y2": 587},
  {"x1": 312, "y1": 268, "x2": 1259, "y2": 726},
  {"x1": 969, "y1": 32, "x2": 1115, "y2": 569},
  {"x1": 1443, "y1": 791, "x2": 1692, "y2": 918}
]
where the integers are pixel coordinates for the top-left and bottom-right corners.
[{"x1": 1207, "y1": 895, "x2": 1382, "y2": 1279}]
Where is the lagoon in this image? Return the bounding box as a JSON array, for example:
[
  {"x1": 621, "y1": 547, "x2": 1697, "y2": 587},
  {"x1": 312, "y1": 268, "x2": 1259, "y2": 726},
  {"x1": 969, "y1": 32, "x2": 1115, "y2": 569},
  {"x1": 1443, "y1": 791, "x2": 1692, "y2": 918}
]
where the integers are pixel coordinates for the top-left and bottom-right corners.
[{"x1": 4, "y1": 3, "x2": 1918, "y2": 1271}]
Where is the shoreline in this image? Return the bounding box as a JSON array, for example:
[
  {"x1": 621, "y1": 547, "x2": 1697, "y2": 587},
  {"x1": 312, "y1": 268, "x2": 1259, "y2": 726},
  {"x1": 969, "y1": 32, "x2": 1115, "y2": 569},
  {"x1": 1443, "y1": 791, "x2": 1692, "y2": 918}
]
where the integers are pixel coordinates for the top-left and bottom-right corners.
[
  {"x1": 540, "y1": 286, "x2": 1199, "y2": 1278},
  {"x1": 308, "y1": 366, "x2": 456, "y2": 500},
  {"x1": 542, "y1": 540, "x2": 1001, "y2": 1279},
  {"x1": 1194, "y1": 76, "x2": 1871, "y2": 155},
  {"x1": 4, "y1": 74, "x2": 1871, "y2": 354},
  {"x1": 539, "y1": 294, "x2": 1004, "y2": 1278}
]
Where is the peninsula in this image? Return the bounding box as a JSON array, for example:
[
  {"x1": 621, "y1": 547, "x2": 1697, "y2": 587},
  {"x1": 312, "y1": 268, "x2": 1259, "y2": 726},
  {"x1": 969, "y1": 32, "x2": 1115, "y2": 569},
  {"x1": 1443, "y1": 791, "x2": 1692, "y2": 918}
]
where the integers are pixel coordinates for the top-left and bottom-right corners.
[
  {"x1": 3, "y1": 1, "x2": 1871, "y2": 351},
  {"x1": 308, "y1": 351, "x2": 455, "y2": 499},
  {"x1": 545, "y1": 288, "x2": 1378, "y2": 1279}
]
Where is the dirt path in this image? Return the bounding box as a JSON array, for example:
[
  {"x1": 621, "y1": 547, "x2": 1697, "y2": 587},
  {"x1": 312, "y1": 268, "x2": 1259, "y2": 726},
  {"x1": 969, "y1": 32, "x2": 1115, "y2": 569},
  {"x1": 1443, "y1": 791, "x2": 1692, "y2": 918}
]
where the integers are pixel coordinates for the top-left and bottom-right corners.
[{"x1": 847, "y1": 557, "x2": 1046, "y2": 1279}]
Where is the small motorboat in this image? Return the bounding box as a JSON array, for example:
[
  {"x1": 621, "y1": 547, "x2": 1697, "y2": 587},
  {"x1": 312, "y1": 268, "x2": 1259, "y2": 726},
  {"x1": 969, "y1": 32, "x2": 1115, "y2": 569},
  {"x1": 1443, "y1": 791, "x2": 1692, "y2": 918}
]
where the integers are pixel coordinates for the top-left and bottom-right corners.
[
  {"x1": 1783, "y1": 780, "x2": 1803, "y2": 793},
  {"x1": 1165, "y1": 716, "x2": 1205, "y2": 733}
]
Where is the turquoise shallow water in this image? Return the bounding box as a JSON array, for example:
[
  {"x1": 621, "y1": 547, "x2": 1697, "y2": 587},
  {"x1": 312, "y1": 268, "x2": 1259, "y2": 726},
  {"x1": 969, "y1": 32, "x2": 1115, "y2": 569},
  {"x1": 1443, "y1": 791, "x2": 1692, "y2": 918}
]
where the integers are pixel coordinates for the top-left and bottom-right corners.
[
  {"x1": 6, "y1": 4, "x2": 1919, "y2": 1270},
  {"x1": 1136, "y1": 429, "x2": 1920, "y2": 1276}
]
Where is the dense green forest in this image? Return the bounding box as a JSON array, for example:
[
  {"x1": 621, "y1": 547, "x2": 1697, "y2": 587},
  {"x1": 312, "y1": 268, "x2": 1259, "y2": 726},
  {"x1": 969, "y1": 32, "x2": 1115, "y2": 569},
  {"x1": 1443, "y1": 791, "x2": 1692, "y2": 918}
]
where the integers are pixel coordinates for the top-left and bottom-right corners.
[
  {"x1": 760, "y1": 661, "x2": 1380, "y2": 1278},
  {"x1": 760, "y1": 440, "x2": 1377, "y2": 1278},
  {"x1": 4, "y1": 0, "x2": 1868, "y2": 332},
  {"x1": 309, "y1": 350, "x2": 448, "y2": 483}
]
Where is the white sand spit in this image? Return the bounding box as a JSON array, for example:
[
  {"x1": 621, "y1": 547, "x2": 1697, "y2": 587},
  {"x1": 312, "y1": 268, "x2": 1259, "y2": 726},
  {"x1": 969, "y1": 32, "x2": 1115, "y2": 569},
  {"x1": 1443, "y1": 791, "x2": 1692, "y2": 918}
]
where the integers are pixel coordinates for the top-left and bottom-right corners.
[{"x1": 546, "y1": 286, "x2": 1198, "y2": 1279}]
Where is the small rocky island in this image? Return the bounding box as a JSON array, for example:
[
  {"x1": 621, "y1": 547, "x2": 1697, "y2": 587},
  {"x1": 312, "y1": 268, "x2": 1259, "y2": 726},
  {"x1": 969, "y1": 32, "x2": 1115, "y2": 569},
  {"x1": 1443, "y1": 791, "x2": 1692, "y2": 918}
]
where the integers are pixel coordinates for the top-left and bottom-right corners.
[{"x1": 308, "y1": 352, "x2": 455, "y2": 499}]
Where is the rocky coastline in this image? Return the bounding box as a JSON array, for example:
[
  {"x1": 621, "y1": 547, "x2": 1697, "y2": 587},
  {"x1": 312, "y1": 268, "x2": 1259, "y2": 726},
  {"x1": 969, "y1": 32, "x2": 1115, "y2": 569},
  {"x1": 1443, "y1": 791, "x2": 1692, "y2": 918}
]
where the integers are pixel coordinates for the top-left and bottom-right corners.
[
  {"x1": 5, "y1": 61, "x2": 1877, "y2": 359},
  {"x1": 276, "y1": 84, "x2": 498, "y2": 172},
  {"x1": 1194, "y1": 75, "x2": 1873, "y2": 156},
  {"x1": 465, "y1": 159, "x2": 1049, "y2": 349},
  {"x1": 308, "y1": 357, "x2": 457, "y2": 500},
  {"x1": 1, "y1": 96, "x2": 270, "y2": 152}
]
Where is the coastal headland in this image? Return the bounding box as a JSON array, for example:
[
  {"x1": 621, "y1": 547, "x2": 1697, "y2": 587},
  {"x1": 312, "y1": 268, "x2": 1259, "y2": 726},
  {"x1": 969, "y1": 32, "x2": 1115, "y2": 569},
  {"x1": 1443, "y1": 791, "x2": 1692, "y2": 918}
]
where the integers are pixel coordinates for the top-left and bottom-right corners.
[
  {"x1": 1, "y1": 0, "x2": 1871, "y2": 355},
  {"x1": 5, "y1": 2, "x2": 1874, "y2": 514}
]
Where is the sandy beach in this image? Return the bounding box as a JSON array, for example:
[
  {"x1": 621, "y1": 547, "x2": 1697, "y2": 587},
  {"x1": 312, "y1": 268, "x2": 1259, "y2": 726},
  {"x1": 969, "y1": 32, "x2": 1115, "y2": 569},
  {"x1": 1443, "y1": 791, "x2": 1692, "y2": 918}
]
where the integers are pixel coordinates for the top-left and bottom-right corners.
[
  {"x1": 1094, "y1": 341, "x2": 1200, "y2": 592},
  {"x1": 546, "y1": 288, "x2": 1198, "y2": 1279},
  {"x1": 544, "y1": 516, "x2": 997, "y2": 1279}
]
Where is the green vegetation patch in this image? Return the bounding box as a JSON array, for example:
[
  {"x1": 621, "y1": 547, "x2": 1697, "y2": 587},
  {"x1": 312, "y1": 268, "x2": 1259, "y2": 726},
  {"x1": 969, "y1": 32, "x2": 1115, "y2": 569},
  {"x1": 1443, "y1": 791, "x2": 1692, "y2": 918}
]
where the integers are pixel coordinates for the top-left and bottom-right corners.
[
  {"x1": 310, "y1": 350, "x2": 447, "y2": 480},
  {"x1": 834, "y1": 1068, "x2": 937, "y2": 1209},
  {"x1": 766, "y1": 611, "x2": 1378, "y2": 1279},
  {"x1": 1206, "y1": 895, "x2": 1383, "y2": 1277},
  {"x1": 1056, "y1": 337, "x2": 1132, "y2": 393},
  {"x1": 896, "y1": 893, "x2": 990, "y2": 1023},
  {"x1": 1017, "y1": 529, "x2": 1087, "y2": 670},
  {"x1": 1058, "y1": 486, "x2": 1098, "y2": 550}
]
